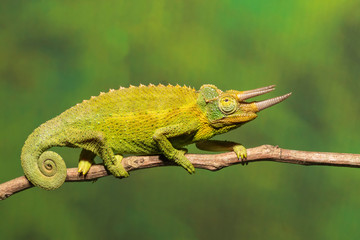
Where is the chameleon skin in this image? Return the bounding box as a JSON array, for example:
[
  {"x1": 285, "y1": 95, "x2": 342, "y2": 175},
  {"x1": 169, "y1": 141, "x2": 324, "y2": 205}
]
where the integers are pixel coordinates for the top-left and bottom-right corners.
[{"x1": 21, "y1": 84, "x2": 291, "y2": 190}]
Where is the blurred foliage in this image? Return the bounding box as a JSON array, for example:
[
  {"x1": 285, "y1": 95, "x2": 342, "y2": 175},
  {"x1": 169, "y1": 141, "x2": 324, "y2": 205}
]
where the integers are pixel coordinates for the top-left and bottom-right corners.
[{"x1": 1, "y1": 0, "x2": 360, "y2": 239}]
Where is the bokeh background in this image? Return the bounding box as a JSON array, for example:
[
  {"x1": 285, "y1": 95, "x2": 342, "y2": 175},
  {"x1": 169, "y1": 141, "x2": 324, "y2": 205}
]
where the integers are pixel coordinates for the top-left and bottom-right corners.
[{"x1": 1, "y1": 0, "x2": 360, "y2": 239}]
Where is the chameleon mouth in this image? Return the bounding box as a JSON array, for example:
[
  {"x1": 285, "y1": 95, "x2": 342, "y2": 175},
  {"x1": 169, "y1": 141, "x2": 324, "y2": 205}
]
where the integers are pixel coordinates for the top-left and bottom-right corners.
[{"x1": 237, "y1": 85, "x2": 292, "y2": 112}]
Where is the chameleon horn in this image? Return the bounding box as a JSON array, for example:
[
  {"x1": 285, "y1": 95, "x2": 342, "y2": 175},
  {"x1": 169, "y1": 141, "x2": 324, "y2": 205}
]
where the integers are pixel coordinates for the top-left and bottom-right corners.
[
  {"x1": 237, "y1": 85, "x2": 276, "y2": 101},
  {"x1": 255, "y1": 92, "x2": 292, "y2": 112}
]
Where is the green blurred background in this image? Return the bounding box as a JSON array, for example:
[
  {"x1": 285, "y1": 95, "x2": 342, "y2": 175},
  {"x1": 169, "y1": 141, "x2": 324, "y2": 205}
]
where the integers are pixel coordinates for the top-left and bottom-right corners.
[{"x1": 1, "y1": 0, "x2": 360, "y2": 239}]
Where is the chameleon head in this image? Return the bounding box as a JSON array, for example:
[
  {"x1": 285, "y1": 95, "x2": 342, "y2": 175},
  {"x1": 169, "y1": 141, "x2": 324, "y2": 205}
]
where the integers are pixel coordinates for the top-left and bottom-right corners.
[{"x1": 199, "y1": 85, "x2": 292, "y2": 129}]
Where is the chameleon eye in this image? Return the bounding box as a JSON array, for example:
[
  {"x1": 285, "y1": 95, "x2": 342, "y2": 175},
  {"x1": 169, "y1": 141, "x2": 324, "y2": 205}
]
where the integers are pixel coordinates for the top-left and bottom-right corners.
[{"x1": 218, "y1": 96, "x2": 237, "y2": 114}]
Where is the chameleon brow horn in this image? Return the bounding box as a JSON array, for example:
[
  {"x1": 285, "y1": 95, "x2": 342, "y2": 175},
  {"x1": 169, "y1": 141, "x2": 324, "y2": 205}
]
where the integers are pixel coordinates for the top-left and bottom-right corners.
[
  {"x1": 237, "y1": 85, "x2": 276, "y2": 101},
  {"x1": 237, "y1": 85, "x2": 292, "y2": 112}
]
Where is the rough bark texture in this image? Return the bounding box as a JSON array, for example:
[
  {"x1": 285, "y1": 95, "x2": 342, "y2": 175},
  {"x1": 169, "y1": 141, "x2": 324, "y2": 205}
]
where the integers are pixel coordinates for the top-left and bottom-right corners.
[{"x1": 2, "y1": 145, "x2": 360, "y2": 200}]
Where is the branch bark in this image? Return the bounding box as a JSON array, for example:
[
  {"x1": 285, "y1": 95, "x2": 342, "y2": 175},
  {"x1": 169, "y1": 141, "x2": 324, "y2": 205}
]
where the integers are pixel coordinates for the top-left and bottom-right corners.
[{"x1": 1, "y1": 145, "x2": 360, "y2": 200}]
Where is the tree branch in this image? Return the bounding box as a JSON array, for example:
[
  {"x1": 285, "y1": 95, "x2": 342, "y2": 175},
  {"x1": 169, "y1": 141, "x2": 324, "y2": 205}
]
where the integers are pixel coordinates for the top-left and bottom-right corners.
[{"x1": 1, "y1": 145, "x2": 360, "y2": 200}]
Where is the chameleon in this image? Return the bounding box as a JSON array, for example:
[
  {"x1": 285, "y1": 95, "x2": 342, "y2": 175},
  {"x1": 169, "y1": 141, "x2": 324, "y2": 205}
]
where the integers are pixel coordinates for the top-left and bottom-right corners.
[{"x1": 21, "y1": 84, "x2": 291, "y2": 190}]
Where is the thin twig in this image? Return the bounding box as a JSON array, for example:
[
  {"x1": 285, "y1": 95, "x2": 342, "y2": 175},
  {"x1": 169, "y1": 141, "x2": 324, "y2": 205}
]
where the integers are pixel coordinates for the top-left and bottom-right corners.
[{"x1": 1, "y1": 145, "x2": 360, "y2": 200}]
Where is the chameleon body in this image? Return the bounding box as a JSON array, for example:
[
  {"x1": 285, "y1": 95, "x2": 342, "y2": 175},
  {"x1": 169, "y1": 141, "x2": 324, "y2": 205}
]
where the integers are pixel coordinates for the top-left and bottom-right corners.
[{"x1": 21, "y1": 84, "x2": 291, "y2": 190}]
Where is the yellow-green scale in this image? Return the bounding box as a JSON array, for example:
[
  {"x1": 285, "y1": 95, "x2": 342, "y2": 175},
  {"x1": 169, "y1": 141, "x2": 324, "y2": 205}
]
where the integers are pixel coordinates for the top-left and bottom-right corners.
[{"x1": 60, "y1": 85, "x2": 210, "y2": 155}]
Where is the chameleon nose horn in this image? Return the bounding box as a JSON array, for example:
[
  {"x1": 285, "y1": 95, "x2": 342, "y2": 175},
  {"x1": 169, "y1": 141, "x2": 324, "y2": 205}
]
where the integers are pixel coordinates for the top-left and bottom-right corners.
[
  {"x1": 255, "y1": 92, "x2": 292, "y2": 112},
  {"x1": 237, "y1": 85, "x2": 276, "y2": 101}
]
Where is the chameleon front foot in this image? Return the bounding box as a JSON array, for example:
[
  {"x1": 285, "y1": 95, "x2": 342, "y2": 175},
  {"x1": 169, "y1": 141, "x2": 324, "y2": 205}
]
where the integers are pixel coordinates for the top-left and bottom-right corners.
[
  {"x1": 196, "y1": 140, "x2": 248, "y2": 166},
  {"x1": 107, "y1": 155, "x2": 129, "y2": 178},
  {"x1": 174, "y1": 149, "x2": 195, "y2": 174},
  {"x1": 233, "y1": 145, "x2": 248, "y2": 165}
]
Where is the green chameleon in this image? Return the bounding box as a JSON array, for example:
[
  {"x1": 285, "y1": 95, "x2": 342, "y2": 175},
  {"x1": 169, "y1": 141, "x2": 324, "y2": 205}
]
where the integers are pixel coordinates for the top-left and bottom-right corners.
[{"x1": 21, "y1": 84, "x2": 291, "y2": 190}]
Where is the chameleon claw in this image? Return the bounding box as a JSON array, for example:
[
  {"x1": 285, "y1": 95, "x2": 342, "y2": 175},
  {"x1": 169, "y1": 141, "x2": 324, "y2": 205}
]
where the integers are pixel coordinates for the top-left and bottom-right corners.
[
  {"x1": 78, "y1": 149, "x2": 95, "y2": 175},
  {"x1": 180, "y1": 157, "x2": 195, "y2": 174},
  {"x1": 175, "y1": 149, "x2": 195, "y2": 174},
  {"x1": 186, "y1": 164, "x2": 196, "y2": 174},
  {"x1": 233, "y1": 145, "x2": 248, "y2": 166},
  {"x1": 108, "y1": 155, "x2": 129, "y2": 178},
  {"x1": 78, "y1": 159, "x2": 93, "y2": 175}
]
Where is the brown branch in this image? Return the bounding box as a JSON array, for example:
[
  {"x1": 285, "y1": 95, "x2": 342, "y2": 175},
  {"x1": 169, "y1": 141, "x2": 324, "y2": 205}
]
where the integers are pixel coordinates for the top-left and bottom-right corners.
[{"x1": 1, "y1": 144, "x2": 360, "y2": 200}]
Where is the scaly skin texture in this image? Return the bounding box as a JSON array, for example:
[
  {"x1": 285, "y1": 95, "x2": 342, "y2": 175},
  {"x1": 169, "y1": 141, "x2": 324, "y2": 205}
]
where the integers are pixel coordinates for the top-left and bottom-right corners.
[{"x1": 21, "y1": 84, "x2": 290, "y2": 190}]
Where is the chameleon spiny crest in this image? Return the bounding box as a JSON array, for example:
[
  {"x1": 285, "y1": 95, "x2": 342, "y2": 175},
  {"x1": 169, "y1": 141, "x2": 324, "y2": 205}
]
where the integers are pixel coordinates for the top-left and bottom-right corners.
[{"x1": 21, "y1": 84, "x2": 291, "y2": 190}]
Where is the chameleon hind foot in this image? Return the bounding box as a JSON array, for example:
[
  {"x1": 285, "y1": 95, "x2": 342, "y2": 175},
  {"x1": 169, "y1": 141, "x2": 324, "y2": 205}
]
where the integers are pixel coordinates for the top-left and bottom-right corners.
[
  {"x1": 78, "y1": 149, "x2": 96, "y2": 175},
  {"x1": 107, "y1": 155, "x2": 129, "y2": 178},
  {"x1": 78, "y1": 160, "x2": 93, "y2": 175}
]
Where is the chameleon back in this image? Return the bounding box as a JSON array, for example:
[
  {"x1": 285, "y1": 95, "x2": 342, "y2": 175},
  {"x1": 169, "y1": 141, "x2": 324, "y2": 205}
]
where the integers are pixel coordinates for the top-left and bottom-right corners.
[
  {"x1": 61, "y1": 84, "x2": 203, "y2": 154},
  {"x1": 69, "y1": 84, "x2": 197, "y2": 115}
]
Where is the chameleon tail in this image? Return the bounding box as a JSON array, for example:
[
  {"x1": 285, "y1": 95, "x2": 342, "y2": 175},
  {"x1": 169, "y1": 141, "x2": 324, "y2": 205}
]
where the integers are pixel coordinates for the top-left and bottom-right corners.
[{"x1": 21, "y1": 126, "x2": 67, "y2": 190}]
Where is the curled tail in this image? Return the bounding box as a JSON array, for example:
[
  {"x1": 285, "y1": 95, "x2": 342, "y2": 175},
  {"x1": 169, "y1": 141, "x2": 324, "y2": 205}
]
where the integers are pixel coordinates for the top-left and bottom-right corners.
[{"x1": 21, "y1": 125, "x2": 67, "y2": 190}]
